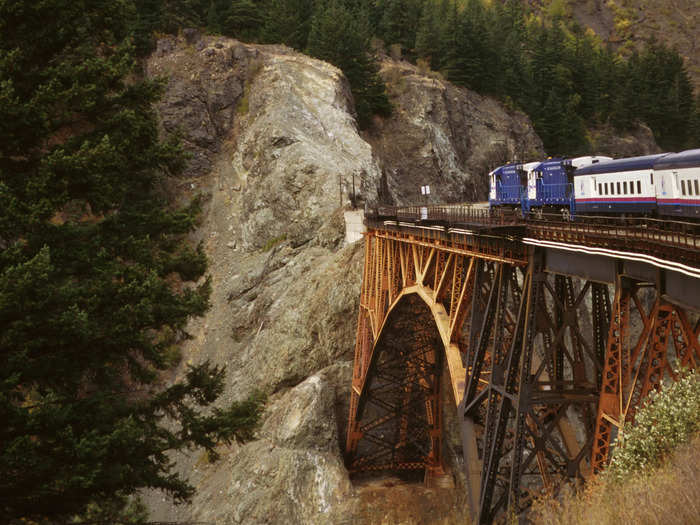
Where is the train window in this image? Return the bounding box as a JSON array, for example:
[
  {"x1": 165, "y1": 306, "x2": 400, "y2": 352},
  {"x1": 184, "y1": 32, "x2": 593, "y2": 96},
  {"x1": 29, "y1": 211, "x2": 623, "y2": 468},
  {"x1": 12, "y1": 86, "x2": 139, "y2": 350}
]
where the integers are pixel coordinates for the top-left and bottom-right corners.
[
  {"x1": 624, "y1": 181, "x2": 628, "y2": 194},
  {"x1": 604, "y1": 183, "x2": 608, "y2": 195},
  {"x1": 650, "y1": 173, "x2": 654, "y2": 185},
  {"x1": 690, "y1": 181, "x2": 694, "y2": 196},
  {"x1": 598, "y1": 183, "x2": 602, "y2": 195},
  {"x1": 695, "y1": 180, "x2": 699, "y2": 195},
  {"x1": 682, "y1": 180, "x2": 686, "y2": 196},
  {"x1": 617, "y1": 182, "x2": 621, "y2": 194},
  {"x1": 630, "y1": 182, "x2": 634, "y2": 195},
  {"x1": 637, "y1": 180, "x2": 641, "y2": 193}
]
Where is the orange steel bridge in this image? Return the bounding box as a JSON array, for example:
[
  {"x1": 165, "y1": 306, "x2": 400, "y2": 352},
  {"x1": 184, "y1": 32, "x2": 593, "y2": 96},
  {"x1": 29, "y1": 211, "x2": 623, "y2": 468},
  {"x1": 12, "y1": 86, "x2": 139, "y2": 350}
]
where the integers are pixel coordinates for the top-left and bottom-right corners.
[{"x1": 345, "y1": 206, "x2": 700, "y2": 524}]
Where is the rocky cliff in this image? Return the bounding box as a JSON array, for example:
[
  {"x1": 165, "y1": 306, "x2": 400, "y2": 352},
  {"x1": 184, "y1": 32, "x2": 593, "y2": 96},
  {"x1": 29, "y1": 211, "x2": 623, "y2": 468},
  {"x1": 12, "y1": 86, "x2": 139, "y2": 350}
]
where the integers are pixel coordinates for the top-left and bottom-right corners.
[
  {"x1": 143, "y1": 33, "x2": 543, "y2": 524},
  {"x1": 368, "y1": 59, "x2": 543, "y2": 205}
]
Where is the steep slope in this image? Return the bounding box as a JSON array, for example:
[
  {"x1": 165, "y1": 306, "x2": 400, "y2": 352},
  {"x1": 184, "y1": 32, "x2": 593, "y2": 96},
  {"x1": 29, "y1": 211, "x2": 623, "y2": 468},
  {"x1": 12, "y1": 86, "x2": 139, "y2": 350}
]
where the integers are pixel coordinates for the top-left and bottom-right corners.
[
  {"x1": 143, "y1": 33, "x2": 543, "y2": 523},
  {"x1": 528, "y1": 0, "x2": 700, "y2": 89}
]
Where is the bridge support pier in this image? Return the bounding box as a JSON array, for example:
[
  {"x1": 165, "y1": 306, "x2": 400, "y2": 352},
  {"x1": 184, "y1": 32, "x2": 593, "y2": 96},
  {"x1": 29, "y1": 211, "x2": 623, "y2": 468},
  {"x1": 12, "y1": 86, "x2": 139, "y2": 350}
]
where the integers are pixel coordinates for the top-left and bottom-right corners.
[
  {"x1": 592, "y1": 274, "x2": 700, "y2": 472},
  {"x1": 460, "y1": 250, "x2": 604, "y2": 523}
]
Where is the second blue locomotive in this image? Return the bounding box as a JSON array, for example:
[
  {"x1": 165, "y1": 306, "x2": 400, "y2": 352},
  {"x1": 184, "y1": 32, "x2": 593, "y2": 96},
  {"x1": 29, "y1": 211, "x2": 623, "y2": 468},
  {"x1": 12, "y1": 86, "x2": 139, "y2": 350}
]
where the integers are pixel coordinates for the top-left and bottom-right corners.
[{"x1": 489, "y1": 149, "x2": 700, "y2": 220}]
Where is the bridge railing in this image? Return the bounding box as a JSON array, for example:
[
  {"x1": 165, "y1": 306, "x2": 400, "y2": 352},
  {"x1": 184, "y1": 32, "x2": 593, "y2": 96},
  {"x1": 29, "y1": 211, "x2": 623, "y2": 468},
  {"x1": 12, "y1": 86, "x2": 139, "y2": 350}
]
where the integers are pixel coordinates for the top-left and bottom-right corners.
[
  {"x1": 526, "y1": 212, "x2": 700, "y2": 252},
  {"x1": 366, "y1": 204, "x2": 700, "y2": 264},
  {"x1": 372, "y1": 204, "x2": 522, "y2": 226}
]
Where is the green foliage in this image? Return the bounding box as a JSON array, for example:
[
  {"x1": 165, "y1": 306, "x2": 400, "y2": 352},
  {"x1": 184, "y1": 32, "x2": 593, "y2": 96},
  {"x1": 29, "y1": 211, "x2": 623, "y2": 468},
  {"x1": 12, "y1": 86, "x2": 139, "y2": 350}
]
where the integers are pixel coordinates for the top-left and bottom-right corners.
[
  {"x1": 606, "y1": 369, "x2": 700, "y2": 482},
  {"x1": 307, "y1": 0, "x2": 391, "y2": 128},
  {"x1": 261, "y1": 0, "x2": 314, "y2": 49},
  {"x1": 73, "y1": 493, "x2": 149, "y2": 524},
  {"x1": 207, "y1": 0, "x2": 263, "y2": 40},
  {"x1": 124, "y1": 0, "x2": 700, "y2": 152},
  {"x1": 262, "y1": 233, "x2": 287, "y2": 252},
  {"x1": 0, "y1": 0, "x2": 263, "y2": 522}
]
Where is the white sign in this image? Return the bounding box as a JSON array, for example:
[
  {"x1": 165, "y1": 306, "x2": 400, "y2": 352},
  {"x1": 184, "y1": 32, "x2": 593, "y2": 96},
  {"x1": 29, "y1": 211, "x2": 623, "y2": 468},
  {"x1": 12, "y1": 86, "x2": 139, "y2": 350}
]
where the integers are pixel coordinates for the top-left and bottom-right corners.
[{"x1": 421, "y1": 185, "x2": 431, "y2": 195}]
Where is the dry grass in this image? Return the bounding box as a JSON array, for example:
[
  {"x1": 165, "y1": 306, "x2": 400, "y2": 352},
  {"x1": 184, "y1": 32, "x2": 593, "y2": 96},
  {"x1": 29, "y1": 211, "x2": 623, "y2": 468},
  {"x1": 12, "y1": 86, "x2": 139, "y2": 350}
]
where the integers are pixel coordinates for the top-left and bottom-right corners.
[{"x1": 531, "y1": 434, "x2": 700, "y2": 525}]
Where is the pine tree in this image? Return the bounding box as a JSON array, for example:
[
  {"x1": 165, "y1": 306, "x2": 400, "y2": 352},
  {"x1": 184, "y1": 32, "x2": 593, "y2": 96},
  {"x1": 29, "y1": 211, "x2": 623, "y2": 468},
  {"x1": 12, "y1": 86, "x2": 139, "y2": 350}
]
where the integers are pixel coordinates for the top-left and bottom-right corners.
[
  {"x1": 307, "y1": 0, "x2": 390, "y2": 128},
  {"x1": 444, "y1": 0, "x2": 497, "y2": 94},
  {"x1": 224, "y1": 0, "x2": 263, "y2": 41},
  {"x1": 376, "y1": 0, "x2": 423, "y2": 56},
  {"x1": 261, "y1": 0, "x2": 314, "y2": 49},
  {"x1": 415, "y1": 0, "x2": 453, "y2": 71},
  {"x1": 0, "y1": 0, "x2": 263, "y2": 521}
]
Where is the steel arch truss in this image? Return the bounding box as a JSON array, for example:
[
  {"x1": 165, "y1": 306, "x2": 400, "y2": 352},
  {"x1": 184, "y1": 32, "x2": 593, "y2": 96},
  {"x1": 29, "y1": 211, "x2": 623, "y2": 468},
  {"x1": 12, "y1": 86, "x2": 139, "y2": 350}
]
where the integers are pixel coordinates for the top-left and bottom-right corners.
[{"x1": 346, "y1": 231, "x2": 496, "y2": 477}]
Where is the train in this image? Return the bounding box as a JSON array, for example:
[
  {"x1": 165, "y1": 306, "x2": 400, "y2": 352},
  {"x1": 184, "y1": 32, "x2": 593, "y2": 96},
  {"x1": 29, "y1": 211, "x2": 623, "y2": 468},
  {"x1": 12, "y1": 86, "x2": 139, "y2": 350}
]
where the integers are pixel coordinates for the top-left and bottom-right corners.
[{"x1": 489, "y1": 149, "x2": 700, "y2": 220}]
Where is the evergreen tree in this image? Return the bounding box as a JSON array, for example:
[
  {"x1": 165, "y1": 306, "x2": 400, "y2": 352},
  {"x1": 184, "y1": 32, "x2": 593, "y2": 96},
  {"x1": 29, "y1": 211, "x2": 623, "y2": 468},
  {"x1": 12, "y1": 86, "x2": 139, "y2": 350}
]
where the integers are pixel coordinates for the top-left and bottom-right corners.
[
  {"x1": 415, "y1": 2, "x2": 440, "y2": 65},
  {"x1": 224, "y1": 0, "x2": 264, "y2": 41},
  {"x1": 634, "y1": 41, "x2": 695, "y2": 149},
  {"x1": 261, "y1": 0, "x2": 314, "y2": 49},
  {"x1": 307, "y1": 0, "x2": 391, "y2": 128},
  {"x1": 376, "y1": 0, "x2": 423, "y2": 56},
  {"x1": 444, "y1": 0, "x2": 498, "y2": 94},
  {"x1": 0, "y1": 0, "x2": 263, "y2": 521}
]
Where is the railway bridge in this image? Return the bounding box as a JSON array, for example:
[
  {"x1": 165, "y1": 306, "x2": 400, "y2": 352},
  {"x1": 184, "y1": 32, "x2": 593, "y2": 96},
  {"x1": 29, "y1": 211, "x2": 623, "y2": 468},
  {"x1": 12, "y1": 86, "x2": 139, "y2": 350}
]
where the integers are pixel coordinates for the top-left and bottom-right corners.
[{"x1": 344, "y1": 206, "x2": 700, "y2": 524}]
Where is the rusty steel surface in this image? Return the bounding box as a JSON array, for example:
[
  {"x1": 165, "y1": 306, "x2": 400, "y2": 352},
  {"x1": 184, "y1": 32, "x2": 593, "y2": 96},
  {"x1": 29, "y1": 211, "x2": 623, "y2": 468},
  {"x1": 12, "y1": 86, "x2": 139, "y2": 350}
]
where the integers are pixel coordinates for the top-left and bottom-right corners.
[
  {"x1": 367, "y1": 205, "x2": 700, "y2": 267},
  {"x1": 347, "y1": 210, "x2": 700, "y2": 523},
  {"x1": 591, "y1": 281, "x2": 700, "y2": 473}
]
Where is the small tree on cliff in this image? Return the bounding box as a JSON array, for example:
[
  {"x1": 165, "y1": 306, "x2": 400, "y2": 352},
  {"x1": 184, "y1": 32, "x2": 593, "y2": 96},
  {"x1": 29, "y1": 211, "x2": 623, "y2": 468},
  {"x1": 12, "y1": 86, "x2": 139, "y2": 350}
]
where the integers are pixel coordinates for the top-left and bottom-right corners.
[{"x1": 0, "y1": 0, "x2": 263, "y2": 522}]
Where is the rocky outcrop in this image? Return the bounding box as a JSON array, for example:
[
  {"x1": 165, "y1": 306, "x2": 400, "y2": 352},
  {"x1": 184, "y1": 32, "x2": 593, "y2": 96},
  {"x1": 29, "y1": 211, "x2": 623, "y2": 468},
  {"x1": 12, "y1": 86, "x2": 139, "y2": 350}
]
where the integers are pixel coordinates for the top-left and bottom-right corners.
[
  {"x1": 144, "y1": 34, "x2": 543, "y2": 524},
  {"x1": 366, "y1": 59, "x2": 544, "y2": 205},
  {"x1": 589, "y1": 123, "x2": 662, "y2": 157}
]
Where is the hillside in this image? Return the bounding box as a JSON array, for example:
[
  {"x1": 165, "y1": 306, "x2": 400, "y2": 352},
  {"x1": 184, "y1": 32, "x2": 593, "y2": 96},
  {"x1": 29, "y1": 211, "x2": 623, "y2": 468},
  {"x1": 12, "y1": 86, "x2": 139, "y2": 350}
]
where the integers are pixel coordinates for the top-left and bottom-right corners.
[
  {"x1": 141, "y1": 33, "x2": 543, "y2": 523},
  {"x1": 527, "y1": 0, "x2": 700, "y2": 90}
]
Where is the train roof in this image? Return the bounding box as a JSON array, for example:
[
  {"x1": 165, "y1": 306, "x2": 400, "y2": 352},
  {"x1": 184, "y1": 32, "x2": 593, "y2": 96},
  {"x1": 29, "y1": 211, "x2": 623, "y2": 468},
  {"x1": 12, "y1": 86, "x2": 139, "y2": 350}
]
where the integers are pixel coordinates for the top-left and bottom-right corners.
[
  {"x1": 491, "y1": 163, "x2": 519, "y2": 176},
  {"x1": 575, "y1": 153, "x2": 670, "y2": 176},
  {"x1": 653, "y1": 149, "x2": 700, "y2": 171},
  {"x1": 564, "y1": 156, "x2": 614, "y2": 169},
  {"x1": 535, "y1": 159, "x2": 564, "y2": 171}
]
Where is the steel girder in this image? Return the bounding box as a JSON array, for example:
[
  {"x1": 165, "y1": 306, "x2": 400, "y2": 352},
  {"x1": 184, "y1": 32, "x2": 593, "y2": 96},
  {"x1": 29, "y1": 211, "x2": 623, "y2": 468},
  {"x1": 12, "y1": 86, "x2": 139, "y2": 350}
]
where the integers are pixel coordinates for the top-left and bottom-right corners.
[
  {"x1": 346, "y1": 231, "x2": 483, "y2": 477},
  {"x1": 347, "y1": 230, "x2": 699, "y2": 524}
]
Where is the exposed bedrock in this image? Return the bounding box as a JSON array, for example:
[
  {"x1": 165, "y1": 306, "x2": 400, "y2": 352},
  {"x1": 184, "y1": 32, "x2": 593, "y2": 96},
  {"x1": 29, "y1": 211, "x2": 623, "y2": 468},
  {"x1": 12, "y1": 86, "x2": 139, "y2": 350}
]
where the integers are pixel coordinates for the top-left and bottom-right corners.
[
  {"x1": 144, "y1": 33, "x2": 545, "y2": 524},
  {"x1": 367, "y1": 58, "x2": 544, "y2": 205}
]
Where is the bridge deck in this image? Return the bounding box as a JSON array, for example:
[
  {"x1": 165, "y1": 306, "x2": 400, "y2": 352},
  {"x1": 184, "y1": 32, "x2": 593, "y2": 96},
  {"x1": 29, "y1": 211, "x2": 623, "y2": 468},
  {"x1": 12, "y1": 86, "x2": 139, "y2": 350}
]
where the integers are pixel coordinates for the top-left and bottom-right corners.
[{"x1": 368, "y1": 205, "x2": 700, "y2": 271}]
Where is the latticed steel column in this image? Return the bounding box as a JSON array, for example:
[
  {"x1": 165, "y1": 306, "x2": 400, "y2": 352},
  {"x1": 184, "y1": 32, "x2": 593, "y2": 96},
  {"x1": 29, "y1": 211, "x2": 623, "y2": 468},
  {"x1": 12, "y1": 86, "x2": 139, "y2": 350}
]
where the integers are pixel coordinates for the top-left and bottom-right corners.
[
  {"x1": 460, "y1": 248, "x2": 607, "y2": 524},
  {"x1": 592, "y1": 275, "x2": 700, "y2": 473}
]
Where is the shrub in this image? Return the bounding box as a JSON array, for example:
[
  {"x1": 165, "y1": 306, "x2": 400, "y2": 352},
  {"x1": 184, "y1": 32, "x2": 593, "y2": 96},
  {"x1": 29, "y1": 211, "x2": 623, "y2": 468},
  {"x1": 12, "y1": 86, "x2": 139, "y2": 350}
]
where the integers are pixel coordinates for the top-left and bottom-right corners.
[{"x1": 606, "y1": 368, "x2": 700, "y2": 482}]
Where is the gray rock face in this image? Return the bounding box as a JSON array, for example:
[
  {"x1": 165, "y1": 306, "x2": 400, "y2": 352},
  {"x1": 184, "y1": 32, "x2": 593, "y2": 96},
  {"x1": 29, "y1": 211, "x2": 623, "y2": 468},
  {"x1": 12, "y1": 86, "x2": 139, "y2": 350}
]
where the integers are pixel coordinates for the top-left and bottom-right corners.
[
  {"x1": 589, "y1": 123, "x2": 662, "y2": 157},
  {"x1": 144, "y1": 34, "x2": 543, "y2": 524},
  {"x1": 366, "y1": 59, "x2": 545, "y2": 205}
]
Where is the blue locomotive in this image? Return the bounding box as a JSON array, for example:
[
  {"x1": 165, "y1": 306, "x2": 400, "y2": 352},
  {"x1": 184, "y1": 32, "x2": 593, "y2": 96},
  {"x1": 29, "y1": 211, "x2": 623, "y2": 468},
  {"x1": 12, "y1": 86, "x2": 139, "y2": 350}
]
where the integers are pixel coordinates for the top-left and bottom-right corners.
[
  {"x1": 489, "y1": 156, "x2": 611, "y2": 219},
  {"x1": 489, "y1": 149, "x2": 700, "y2": 220}
]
